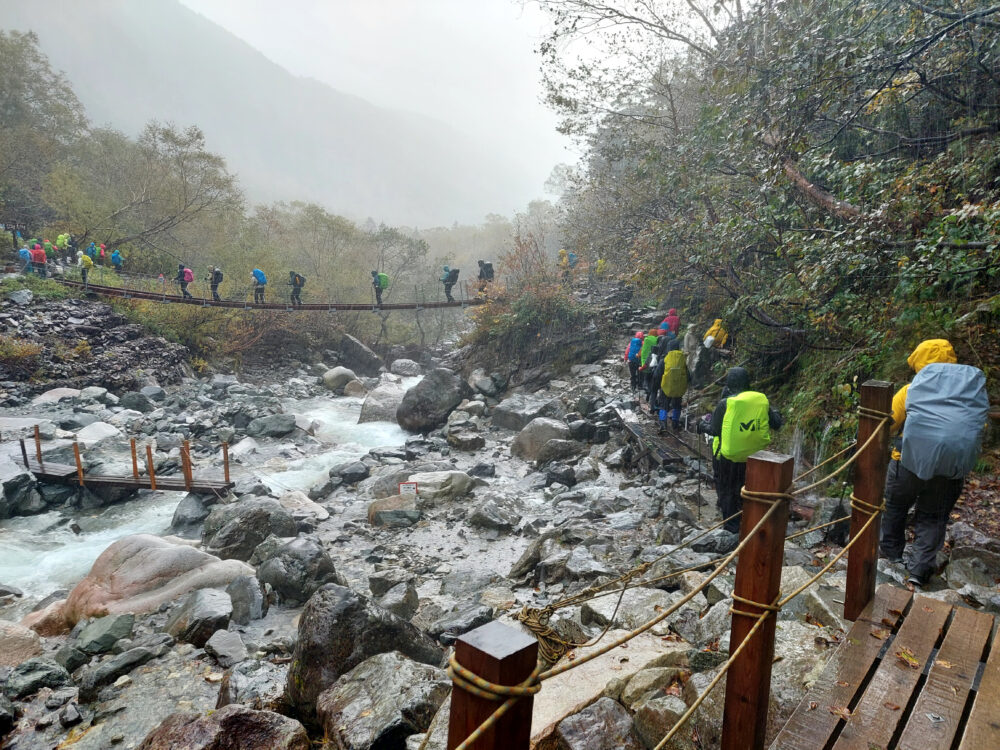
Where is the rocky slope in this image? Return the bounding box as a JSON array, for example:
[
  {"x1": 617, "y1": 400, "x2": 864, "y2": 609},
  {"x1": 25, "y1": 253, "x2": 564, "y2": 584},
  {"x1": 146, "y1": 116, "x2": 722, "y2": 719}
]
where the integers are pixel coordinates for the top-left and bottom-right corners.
[{"x1": 0, "y1": 298, "x2": 998, "y2": 750}]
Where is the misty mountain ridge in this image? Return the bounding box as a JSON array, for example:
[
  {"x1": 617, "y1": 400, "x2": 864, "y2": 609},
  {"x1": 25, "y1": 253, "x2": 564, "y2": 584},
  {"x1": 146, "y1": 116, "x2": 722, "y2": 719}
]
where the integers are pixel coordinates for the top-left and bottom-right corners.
[{"x1": 0, "y1": 0, "x2": 535, "y2": 226}]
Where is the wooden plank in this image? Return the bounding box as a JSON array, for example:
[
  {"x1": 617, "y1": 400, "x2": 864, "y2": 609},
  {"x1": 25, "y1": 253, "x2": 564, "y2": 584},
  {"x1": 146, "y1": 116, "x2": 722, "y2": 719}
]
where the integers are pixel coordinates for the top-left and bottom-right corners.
[
  {"x1": 897, "y1": 606, "x2": 994, "y2": 750},
  {"x1": 770, "y1": 584, "x2": 913, "y2": 750},
  {"x1": 958, "y1": 614, "x2": 1000, "y2": 750},
  {"x1": 833, "y1": 596, "x2": 952, "y2": 750},
  {"x1": 723, "y1": 452, "x2": 794, "y2": 750}
]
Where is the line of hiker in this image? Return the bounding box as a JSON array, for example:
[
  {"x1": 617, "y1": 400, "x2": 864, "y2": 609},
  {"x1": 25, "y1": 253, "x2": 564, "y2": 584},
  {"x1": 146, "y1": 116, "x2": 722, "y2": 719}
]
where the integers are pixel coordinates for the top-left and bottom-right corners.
[{"x1": 623, "y1": 313, "x2": 989, "y2": 585}]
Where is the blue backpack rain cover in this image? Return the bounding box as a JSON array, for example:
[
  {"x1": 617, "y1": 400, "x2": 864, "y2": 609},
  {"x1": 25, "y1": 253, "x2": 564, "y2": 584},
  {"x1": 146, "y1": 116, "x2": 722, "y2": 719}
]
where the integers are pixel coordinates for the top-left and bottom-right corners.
[{"x1": 901, "y1": 363, "x2": 988, "y2": 480}]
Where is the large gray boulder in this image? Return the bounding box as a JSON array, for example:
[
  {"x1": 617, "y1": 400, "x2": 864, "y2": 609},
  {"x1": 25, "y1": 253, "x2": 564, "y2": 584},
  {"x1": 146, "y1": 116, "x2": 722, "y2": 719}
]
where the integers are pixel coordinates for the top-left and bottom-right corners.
[
  {"x1": 3, "y1": 658, "x2": 70, "y2": 699},
  {"x1": 511, "y1": 417, "x2": 571, "y2": 461},
  {"x1": 226, "y1": 575, "x2": 268, "y2": 625},
  {"x1": 316, "y1": 651, "x2": 449, "y2": 750},
  {"x1": 170, "y1": 493, "x2": 211, "y2": 538},
  {"x1": 322, "y1": 366, "x2": 358, "y2": 391},
  {"x1": 396, "y1": 368, "x2": 469, "y2": 433},
  {"x1": 390, "y1": 359, "x2": 422, "y2": 376},
  {"x1": 493, "y1": 393, "x2": 564, "y2": 431},
  {"x1": 339, "y1": 334, "x2": 384, "y2": 377},
  {"x1": 165, "y1": 589, "x2": 232, "y2": 647},
  {"x1": 217, "y1": 659, "x2": 287, "y2": 712},
  {"x1": 285, "y1": 584, "x2": 443, "y2": 719},
  {"x1": 0, "y1": 620, "x2": 42, "y2": 666},
  {"x1": 78, "y1": 646, "x2": 160, "y2": 701},
  {"x1": 246, "y1": 414, "x2": 297, "y2": 438},
  {"x1": 202, "y1": 500, "x2": 298, "y2": 561},
  {"x1": 205, "y1": 630, "x2": 248, "y2": 668},
  {"x1": 137, "y1": 704, "x2": 309, "y2": 750},
  {"x1": 359, "y1": 381, "x2": 408, "y2": 424},
  {"x1": 0, "y1": 462, "x2": 42, "y2": 519},
  {"x1": 547, "y1": 697, "x2": 644, "y2": 750},
  {"x1": 257, "y1": 537, "x2": 345, "y2": 605},
  {"x1": 76, "y1": 613, "x2": 135, "y2": 654}
]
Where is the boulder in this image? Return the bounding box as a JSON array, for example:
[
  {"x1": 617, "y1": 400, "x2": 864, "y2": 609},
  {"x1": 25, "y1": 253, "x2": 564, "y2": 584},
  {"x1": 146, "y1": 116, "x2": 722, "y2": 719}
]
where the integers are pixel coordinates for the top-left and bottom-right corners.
[
  {"x1": 428, "y1": 604, "x2": 494, "y2": 645},
  {"x1": 31, "y1": 387, "x2": 80, "y2": 405},
  {"x1": 339, "y1": 334, "x2": 384, "y2": 377},
  {"x1": 257, "y1": 537, "x2": 345, "y2": 606},
  {"x1": 76, "y1": 613, "x2": 135, "y2": 654},
  {"x1": 316, "y1": 651, "x2": 449, "y2": 750},
  {"x1": 7, "y1": 287, "x2": 32, "y2": 305},
  {"x1": 120, "y1": 391, "x2": 156, "y2": 413},
  {"x1": 407, "y1": 471, "x2": 474, "y2": 507},
  {"x1": 323, "y1": 366, "x2": 358, "y2": 391},
  {"x1": 205, "y1": 630, "x2": 248, "y2": 667},
  {"x1": 31, "y1": 535, "x2": 252, "y2": 630},
  {"x1": 75, "y1": 421, "x2": 122, "y2": 448},
  {"x1": 379, "y1": 582, "x2": 419, "y2": 620},
  {"x1": 360, "y1": 382, "x2": 408, "y2": 424},
  {"x1": 165, "y1": 589, "x2": 233, "y2": 647},
  {"x1": 170, "y1": 493, "x2": 210, "y2": 538},
  {"x1": 544, "y1": 697, "x2": 644, "y2": 750},
  {"x1": 217, "y1": 659, "x2": 287, "y2": 712},
  {"x1": 137, "y1": 704, "x2": 309, "y2": 750},
  {"x1": 0, "y1": 694, "x2": 13, "y2": 735},
  {"x1": 202, "y1": 500, "x2": 298, "y2": 561},
  {"x1": 331, "y1": 460, "x2": 371, "y2": 484},
  {"x1": 396, "y1": 368, "x2": 468, "y2": 433},
  {"x1": 140, "y1": 384, "x2": 166, "y2": 401},
  {"x1": 536, "y1": 439, "x2": 587, "y2": 467},
  {"x1": 246, "y1": 413, "x2": 297, "y2": 438},
  {"x1": 276, "y1": 491, "x2": 330, "y2": 523},
  {"x1": 343, "y1": 380, "x2": 368, "y2": 397},
  {"x1": 447, "y1": 430, "x2": 486, "y2": 451},
  {"x1": 78, "y1": 646, "x2": 160, "y2": 701},
  {"x1": 468, "y1": 494, "x2": 520, "y2": 532},
  {"x1": 0, "y1": 619, "x2": 42, "y2": 666},
  {"x1": 511, "y1": 418, "x2": 571, "y2": 461},
  {"x1": 493, "y1": 394, "x2": 563, "y2": 431},
  {"x1": 632, "y1": 693, "x2": 691, "y2": 749},
  {"x1": 0, "y1": 463, "x2": 42, "y2": 519},
  {"x1": 227, "y1": 575, "x2": 268, "y2": 625},
  {"x1": 368, "y1": 495, "x2": 422, "y2": 527},
  {"x1": 3, "y1": 658, "x2": 71, "y2": 699},
  {"x1": 390, "y1": 359, "x2": 422, "y2": 376},
  {"x1": 366, "y1": 461, "x2": 452, "y2": 499},
  {"x1": 285, "y1": 584, "x2": 443, "y2": 718}
]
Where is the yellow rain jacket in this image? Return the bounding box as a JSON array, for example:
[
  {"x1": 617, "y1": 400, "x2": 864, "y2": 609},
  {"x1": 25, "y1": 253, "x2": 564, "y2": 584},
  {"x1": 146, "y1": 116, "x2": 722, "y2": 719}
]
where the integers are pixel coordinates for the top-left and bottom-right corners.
[
  {"x1": 890, "y1": 339, "x2": 957, "y2": 460},
  {"x1": 704, "y1": 319, "x2": 728, "y2": 348}
]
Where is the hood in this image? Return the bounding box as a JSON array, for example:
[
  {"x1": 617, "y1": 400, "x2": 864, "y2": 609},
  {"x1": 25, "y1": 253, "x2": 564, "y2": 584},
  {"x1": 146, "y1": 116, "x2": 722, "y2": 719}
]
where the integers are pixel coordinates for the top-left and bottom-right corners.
[
  {"x1": 667, "y1": 339, "x2": 680, "y2": 351},
  {"x1": 668, "y1": 308, "x2": 677, "y2": 315},
  {"x1": 724, "y1": 367, "x2": 751, "y2": 394},
  {"x1": 907, "y1": 339, "x2": 957, "y2": 372},
  {"x1": 443, "y1": 265, "x2": 450, "y2": 272},
  {"x1": 647, "y1": 329, "x2": 660, "y2": 337},
  {"x1": 371, "y1": 270, "x2": 378, "y2": 276},
  {"x1": 636, "y1": 332, "x2": 645, "y2": 339}
]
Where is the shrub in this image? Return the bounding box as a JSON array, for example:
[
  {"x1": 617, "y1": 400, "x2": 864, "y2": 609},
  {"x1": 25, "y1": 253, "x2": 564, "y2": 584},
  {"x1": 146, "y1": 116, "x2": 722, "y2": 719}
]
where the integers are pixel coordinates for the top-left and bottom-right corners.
[{"x1": 0, "y1": 335, "x2": 43, "y2": 379}]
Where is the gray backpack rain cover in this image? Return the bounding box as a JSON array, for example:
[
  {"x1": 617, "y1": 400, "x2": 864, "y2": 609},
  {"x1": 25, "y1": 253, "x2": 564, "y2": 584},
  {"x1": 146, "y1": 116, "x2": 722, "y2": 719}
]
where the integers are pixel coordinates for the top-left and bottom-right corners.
[{"x1": 901, "y1": 362, "x2": 988, "y2": 480}]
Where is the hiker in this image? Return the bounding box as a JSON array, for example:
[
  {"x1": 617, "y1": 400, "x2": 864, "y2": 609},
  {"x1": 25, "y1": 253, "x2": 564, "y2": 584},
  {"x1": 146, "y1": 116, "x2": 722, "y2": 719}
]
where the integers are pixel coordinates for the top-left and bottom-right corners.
[
  {"x1": 441, "y1": 265, "x2": 459, "y2": 302},
  {"x1": 18, "y1": 245, "x2": 31, "y2": 273},
  {"x1": 662, "y1": 308, "x2": 681, "y2": 335},
  {"x1": 99, "y1": 244, "x2": 107, "y2": 265},
  {"x1": 659, "y1": 339, "x2": 689, "y2": 432},
  {"x1": 879, "y1": 339, "x2": 988, "y2": 588},
  {"x1": 30, "y1": 244, "x2": 47, "y2": 277},
  {"x1": 252, "y1": 268, "x2": 267, "y2": 303},
  {"x1": 77, "y1": 251, "x2": 94, "y2": 284},
  {"x1": 86, "y1": 242, "x2": 97, "y2": 261},
  {"x1": 175, "y1": 263, "x2": 194, "y2": 299},
  {"x1": 637, "y1": 328, "x2": 659, "y2": 391},
  {"x1": 111, "y1": 249, "x2": 123, "y2": 272},
  {"x1": 701, "y1": 367, "x2": 783, "y2": 534},
  {"x1": 206, "y1": 266, "x2": 223, "y2": 301},
  {"x1": 624, "y1": 331, "x2": 644, "y2": 392},
  {"x1": 477, "y1": 260, "x2": 495, "y2": 296},
  {"x1": 704, "y1": 319, "x2": 728, "y2": 349},
  {"x1": 371, "y1": 270, "x2": 389, "y2": 306},
  {"x1": 288, "y1": 271, "x2": 305, "y2": 306},
  {"x1": 647, "y1": 331, "x2": 673, "y2": 409}
]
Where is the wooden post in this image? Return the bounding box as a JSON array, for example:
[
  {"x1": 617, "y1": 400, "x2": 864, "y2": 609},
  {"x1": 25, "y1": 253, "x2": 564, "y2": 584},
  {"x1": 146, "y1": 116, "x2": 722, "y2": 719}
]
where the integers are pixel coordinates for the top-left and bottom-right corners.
[
  {"x1": 447, "y1": 620, "x2": 538, "y2": 750},
  {"x1": 19, "y1": 438, "x2": 29, "y2": 469},
  {"x1": 33, "y1": 424, "x2": 43, "y2": 466},
  {"x1": 146, "y1": 444, "x2": 157, "y2": 491},
  {"x1": 844, "y1": 380, "x2": 893, "y2": 621},
  {"x1": 130, "y1": 438, "x2": 139, "y2": 480},
  {"x1": 181, "y1": 440, "x2": 193, "y2": 491},
  {"x1": 722, "y1": 451, "x2": 794, "y2": 750},
  {"x1": 72, "y1": 441, "x2": 85, "y2": 486},
  {"x1": 222, "y1": 442, "x2": 230, "y2": 484}
]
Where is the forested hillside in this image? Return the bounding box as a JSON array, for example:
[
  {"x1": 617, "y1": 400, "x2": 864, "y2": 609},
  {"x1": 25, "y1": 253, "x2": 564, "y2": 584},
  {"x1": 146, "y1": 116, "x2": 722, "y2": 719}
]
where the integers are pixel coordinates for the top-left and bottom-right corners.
[
  {"x1": 532, "y1": 0, "x2": 1000, "y2": 447},
  {"x1": 0, "y1": 0, "x2": 535, "y2": 226}
]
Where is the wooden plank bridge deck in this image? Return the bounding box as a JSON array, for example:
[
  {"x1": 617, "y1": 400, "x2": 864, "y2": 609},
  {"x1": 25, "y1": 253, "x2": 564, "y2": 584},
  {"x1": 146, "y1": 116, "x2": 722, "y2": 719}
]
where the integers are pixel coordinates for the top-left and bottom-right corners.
[
  {"x1": 24, "y1": 456, "x2": 234, "y2": 495},
  {"x1": 771, "y1": 583, "x2": 999, "y2": 750}
]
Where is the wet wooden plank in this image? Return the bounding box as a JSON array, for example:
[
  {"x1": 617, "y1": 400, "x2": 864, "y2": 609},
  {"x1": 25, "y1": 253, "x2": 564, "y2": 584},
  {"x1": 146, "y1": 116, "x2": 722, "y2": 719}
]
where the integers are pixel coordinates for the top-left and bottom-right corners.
[
  {"x1": 958, "y1": 616, "x2": 1000, "y2": 750},
  {"x1": 770, "y1": 584, "x2": 913, "y2": 750},
  {"x1": 897, "y1": 606, "x2": 993, "y2": 750},
  {"x1": 833, "y1": 596, "x2": 952, "y2": 750},
  {"x1": 24, "y1": 459, "x2": 78, "y2": 478}
]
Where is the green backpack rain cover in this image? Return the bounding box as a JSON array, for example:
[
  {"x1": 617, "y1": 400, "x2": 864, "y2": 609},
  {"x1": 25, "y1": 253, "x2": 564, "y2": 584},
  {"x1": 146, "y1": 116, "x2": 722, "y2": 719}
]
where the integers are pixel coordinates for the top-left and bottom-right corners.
[
  {"x1": 377, "y1": 272, "x2": 390, "y2": 289},
  {"x1": 713, "y1": 391, "x2": 771, "y2": 462},
  {"x1": 660, "y1": 350, "x2": 688, "y2": 397}
]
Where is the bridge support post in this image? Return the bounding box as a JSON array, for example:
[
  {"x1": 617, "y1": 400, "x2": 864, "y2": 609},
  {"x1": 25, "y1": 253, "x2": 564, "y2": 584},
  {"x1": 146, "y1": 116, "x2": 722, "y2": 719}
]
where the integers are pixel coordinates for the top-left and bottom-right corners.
[
  {"x1": 130, "y1": 438, "x2": 139, "y2": 480},
  {"x1": 33, "y1": 425, "x2": 43, "y2": 467},
  {"x1": 844, "y1": 380, "x2": 893, "y2": 621},
  {"x1": 446, "y1": 620, "x2": 537, "y2": 750},
  {"x1": 181, "y1": 440, "x2": 193, "y2": 491},
  {"x1": 146, "y1": 444, "x2": 157, "y2": 491},
  {"x1": 722, "y1": 451, "x2": 793, "y2": 750},
  {"x1": 72, "y1": 440, "x2": 84, "y2": 486},
  {"x1": 222, "y1": 442, "x2": 230, "y2": 484}
]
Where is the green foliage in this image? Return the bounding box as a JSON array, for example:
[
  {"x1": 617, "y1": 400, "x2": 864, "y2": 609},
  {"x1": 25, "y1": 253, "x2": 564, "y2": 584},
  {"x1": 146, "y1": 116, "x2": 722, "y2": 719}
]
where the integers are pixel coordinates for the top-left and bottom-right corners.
[
  {"x1": 0, "y1": 275, "x2": 69, "y2": 300},
  {"x1": 0, "y1": 335, "x2": 42, "y2": 379}
]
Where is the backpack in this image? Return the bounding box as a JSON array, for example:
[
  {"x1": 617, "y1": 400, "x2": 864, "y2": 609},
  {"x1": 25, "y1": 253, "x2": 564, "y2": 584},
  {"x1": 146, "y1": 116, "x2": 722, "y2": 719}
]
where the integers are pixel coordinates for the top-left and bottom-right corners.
[
  {"x1": 214, "y1": 270, "x2": 224, "y2": 283},
  {"x1": 377, "y1": 272, "x2": 390, "y2": 289},
  {"x1": 183, "y1": 267, "x2": 194, "y2": 282},
  {"x1": 901, "y1": 363, "x2": 988, "y2": 480},
  {"x1": 483, "y1": 262, "x2": 494, "y2": 281},
  {"x1": 660, "y1": 350, "x2": 688, "y2": 398},
  {"x1": 447, "y1": 268, "x2": 460, "y2": 283},
  {"x1": 294, "y1": 273, "x2": 306, "y2": 287},
  {"x1": 253, "y1": 269, "x2": 267, "y2": 284},
  {"x1": 714, "y1": 391, "x2": 771, "y2": 462}
]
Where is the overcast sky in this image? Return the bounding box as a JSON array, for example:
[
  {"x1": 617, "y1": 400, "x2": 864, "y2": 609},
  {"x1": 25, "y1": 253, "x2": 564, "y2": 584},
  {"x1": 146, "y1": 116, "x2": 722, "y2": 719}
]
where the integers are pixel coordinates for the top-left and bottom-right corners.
[{"x1": 178, "y1": 0, "x2": 572, "y2": 198}]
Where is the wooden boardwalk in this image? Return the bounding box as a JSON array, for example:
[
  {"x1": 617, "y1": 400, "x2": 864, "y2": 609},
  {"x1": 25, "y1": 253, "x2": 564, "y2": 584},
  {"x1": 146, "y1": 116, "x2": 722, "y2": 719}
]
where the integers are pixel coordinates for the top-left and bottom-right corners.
[{"x1": 771, "y1": 583, "x2": 999, "y2": 750}]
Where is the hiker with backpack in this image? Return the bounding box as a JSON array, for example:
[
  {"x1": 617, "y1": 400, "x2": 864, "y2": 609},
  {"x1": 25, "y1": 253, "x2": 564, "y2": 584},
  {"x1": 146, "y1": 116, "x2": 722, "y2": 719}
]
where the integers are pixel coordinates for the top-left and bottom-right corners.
[
  {"x1": 700, "y1": 367, "x2": 783, "y2": 535},
  {"x1": 77, "y1": 251, "x2": 93, "y2": 285},
  {"x1": 252, "y1": 268, "x2": 267, "y2": 304},
  {"x1": 111, "y1": 249, "x2": 123, "y2": 272},
  {"x1": 441, "y1": 265, "x2": 459, "y2": 302},
  {"x1": 288, "y1": 271, "x2": 306, "y2": 307},
  {"x1": 371, "y1": 270, "x2": 389, "y2": 306},
  {"x1": 477, "y1": 260, "x2": 495, "y2": 296},
  {"x1": 206, "y1": 267, "x2": 223, "y2": 301},
  {"x1": 175, "y1": 263, "x2": 194, "y2": 299},
  {"x1": 662, "y1": 308, "x2": 681, "y2": 335},
  {"x1": 659, "y1": 339, "x2": 689, "y2": 432},
  {"x1": 637, "y1": 328, "x2": 659, "y2": 392},
  {"x1": 624, "y1": 331, "x2": 645, "y2": 392},
  {"x1": 879, "y1": 339, "x2": 988, "y2": 588}
]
